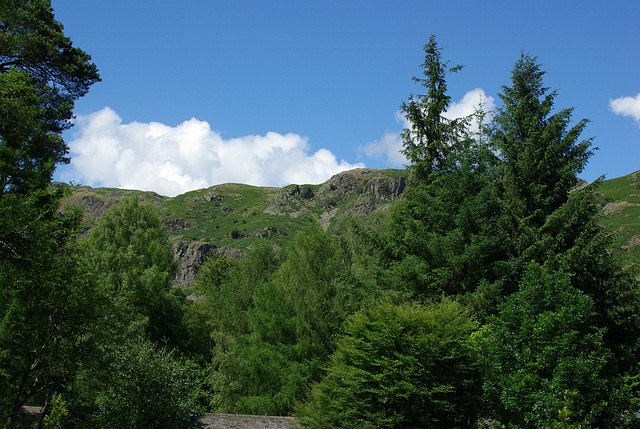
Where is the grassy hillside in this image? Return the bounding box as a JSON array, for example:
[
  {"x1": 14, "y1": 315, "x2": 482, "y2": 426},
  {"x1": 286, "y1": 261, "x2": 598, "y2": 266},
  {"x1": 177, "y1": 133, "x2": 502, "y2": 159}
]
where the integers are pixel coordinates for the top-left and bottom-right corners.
[
  {"x1": 60, "y1": 168, "x2": 640, "y2": 285},
  {"x1": 61, "y1": 168, "x2": 407, "y2": 253},
  {"x1": 597, "y1": 170, "x2": 640, "y2": 265}
]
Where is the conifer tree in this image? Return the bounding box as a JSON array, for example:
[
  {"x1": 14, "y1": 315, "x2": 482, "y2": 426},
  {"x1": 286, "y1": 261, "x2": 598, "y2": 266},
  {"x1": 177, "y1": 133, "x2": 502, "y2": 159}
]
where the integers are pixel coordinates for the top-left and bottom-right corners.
[
  {"x1": 400, "y1": 35, "x2": 466, "y2": 181},
  {"x1": 490, "y1": 52, "x2": 594, "y2": 225},
  {"x1": 0, "y1": 0, "x2": 100, "y2": 196}
]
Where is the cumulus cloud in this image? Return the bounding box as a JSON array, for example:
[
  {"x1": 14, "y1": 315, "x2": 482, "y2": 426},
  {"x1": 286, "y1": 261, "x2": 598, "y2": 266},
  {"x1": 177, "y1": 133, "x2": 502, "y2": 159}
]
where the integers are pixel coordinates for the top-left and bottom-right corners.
[
  {"x1": 443, "y1": 88, "x2": 496, "y2": 133},
  {"x1": 66, "y1": 107, "x2": 364, "y2": 196},
  {"x1": 359, "y1": 88, "x2": 495, "y2": 167},
  {"x1": 610, "y1": 93, "x2": 640, "y2": 123}
]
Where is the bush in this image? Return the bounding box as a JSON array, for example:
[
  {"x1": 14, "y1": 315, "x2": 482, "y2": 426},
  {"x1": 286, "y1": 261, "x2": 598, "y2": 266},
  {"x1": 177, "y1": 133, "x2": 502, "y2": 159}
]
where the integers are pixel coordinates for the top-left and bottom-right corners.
[
  {"x1": 478, "y1": 264, "x2": 632, "y2": 428},
  {"x1": 96, "y1": 339, "x2": 203, "y2": 429},
  {"x1": 298, "y1": 299, "x2": 480, "y2": 428}
]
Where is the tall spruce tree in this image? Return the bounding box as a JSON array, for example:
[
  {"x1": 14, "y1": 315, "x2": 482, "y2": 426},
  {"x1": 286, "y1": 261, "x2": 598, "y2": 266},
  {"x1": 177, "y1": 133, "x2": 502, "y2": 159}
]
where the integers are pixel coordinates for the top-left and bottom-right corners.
[
  {"x1": 490, "y1": 52, "x2": 593, "y2": 225},
  {"x1": 366, "y1": 35, "x2": 504, "y2": 301},
  {"x1": 400, "y1": 35, "x2": 466, "y2": 181},
  {"x1": 477, "y1": 53, "x2": 640, "y2": 424}
]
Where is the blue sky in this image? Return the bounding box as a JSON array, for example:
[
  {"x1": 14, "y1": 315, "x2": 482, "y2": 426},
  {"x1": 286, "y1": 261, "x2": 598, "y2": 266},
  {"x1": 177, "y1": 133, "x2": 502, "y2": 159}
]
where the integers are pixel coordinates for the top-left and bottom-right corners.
[{"x1": 51, "y1": 0, "x2": 640, "y2": 196}]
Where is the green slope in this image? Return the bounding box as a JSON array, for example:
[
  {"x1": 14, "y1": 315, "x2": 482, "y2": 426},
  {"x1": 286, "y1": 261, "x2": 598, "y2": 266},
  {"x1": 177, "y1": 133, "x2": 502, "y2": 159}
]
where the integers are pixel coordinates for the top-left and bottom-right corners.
[
  {"x1": 596, "y1": 170, "x2": 640, "y2": 265},
  {"x1": 61, "y1": 168, "x2": 408, "y2": 253},
  {"x1": 60, "y1": 168, "x2": 640, "y2": 269}
]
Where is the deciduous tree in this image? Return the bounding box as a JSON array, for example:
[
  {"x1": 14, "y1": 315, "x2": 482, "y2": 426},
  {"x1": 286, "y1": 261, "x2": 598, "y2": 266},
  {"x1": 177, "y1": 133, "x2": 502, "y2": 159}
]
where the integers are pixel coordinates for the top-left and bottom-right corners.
[
  {"x1": 84, "y1": 197, "x2": 187, "y2": 349},
  {"x1": 298, "y1": 300, "x2": 480, "y2": 428}
]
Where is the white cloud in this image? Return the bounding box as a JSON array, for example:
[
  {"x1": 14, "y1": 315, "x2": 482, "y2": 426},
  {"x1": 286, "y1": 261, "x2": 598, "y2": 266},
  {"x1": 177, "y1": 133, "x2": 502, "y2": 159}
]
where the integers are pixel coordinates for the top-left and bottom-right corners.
[
  {"x1": 359, "y1": 88, "x2": 495, "y2": 167},
  {"x1": 359, "y1": 131, "x2": 408, "y2": 167},
  {"x1": 66, "y1": 107, "x2": 364, "y2": 196},
  {"x1": 610, "y1": 93, "x2": 640, "y2": 123},
  {"x1": 444, "y1": 88, "x2": 496, "y2": 133}
]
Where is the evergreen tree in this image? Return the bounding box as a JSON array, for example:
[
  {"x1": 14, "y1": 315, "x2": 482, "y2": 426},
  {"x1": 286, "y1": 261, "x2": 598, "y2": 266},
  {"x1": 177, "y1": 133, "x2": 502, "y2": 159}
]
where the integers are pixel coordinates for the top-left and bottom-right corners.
[
  {"x1": 0, "y1": 0, "x2": 100, "y2": 196},
  {"x1": 361, "y1": 35, "x2": 503, "y2": 302},
  {"x1": 400, "y1": 35, "x2": 466, "y2": 181},
  {"x1": 487, "y1": 54, "x2": 640, "y2": 369},
  {"x1": 490, "y1": 52, "x2": 594, "y2": 225},
  {"x1": 479, "y1": 264, "x2": 632, "y2": 428}
]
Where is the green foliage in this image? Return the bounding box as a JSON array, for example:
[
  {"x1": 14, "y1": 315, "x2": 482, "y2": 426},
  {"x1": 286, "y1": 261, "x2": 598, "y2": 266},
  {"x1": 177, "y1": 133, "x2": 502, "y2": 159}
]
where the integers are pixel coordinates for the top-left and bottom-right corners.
[
  {"x1": 0, "y1": 191, "x2": 107, "y2": 424},
  {"x1": 42, "y1": 395, "x2": 69, "y2": 429},
  {"x1": 351, "y1": 39, "x2": 640, "y2": 428},
  {"x1": 490, "y1": 52, "x2": 594, "y2": 225},
  {"x1": 0, "y1": 2, "x2": 103, "y2": 423},
  {"x1": 0, "y1": 0, "x2": 100, "y2": 196},
  {"x1": 298, "y1": 300, "x2": 480, "y2": 429},
  {"x1": 478, "y1": 263, "x2": 631, "y2": 428},
  {"x1": 301, "y1": 185, "x2": 315, "y2": 199},
  {"x1": 85, "y1": 197, "x2": 187, "y2": 348},
  {"x1": 206, "y1": 224, "x2": 368, "y2": 415},
  {"x1": 196, "y1": 242, "x2": 280, "y2": 340},
  {"x1": 384, "y1": 161, "x2": 506, "y2": 302},
  {"x1": 400, "y1": 35, "x2": 467, "y2": 180},
  {"x1": 96, "y1": 339, "x2": 202, "y2": 429}
]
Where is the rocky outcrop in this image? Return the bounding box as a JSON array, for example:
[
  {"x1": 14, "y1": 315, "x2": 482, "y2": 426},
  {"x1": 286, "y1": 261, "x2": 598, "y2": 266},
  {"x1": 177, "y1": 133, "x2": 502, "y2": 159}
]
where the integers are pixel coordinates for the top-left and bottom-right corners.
[
  {"x1": 75, "y1": 194, "x2": 118, "y2": 223},
  {"x1": 162, "y1": 218, "x2": 193, "y2": 232},
  {"x1": 316, "y1": 169, "x2": 406, "y2": 227},
  {"x1": 172, "y1": 241, "x2": 216, "y2": 289},
  {"x1": 363, "y1": 174, "x2": 406, "y2": 200},
  {"x1": 171, "y1": 241, "x2": 244, "y2": 289},
  {"x1": 317, "y1": 168, "x2": 404, "y2": 199}
]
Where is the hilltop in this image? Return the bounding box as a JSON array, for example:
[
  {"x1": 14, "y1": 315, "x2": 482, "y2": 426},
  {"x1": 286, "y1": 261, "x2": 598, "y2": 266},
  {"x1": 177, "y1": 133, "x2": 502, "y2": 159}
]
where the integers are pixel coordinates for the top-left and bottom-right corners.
[
  {"x1": 60, "y1": 168, "x2": 407, "y2": 289},
  {"x1": 59, "y1": 167, "x2": 640, "y2": 291}
]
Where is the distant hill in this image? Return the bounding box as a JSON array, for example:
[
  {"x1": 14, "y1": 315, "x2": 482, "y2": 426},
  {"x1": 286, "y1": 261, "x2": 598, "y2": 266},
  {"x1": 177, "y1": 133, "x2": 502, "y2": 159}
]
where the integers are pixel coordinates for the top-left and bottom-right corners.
[
  {"x1": 59, "y1": 167, "x2": 640, "y2": 290},
  {"x1": 59, "y1": 168, "x2": 408, "y2": 289},
  {"x1": 596, "y1": 170, "x2": 640, "y2": 267}
]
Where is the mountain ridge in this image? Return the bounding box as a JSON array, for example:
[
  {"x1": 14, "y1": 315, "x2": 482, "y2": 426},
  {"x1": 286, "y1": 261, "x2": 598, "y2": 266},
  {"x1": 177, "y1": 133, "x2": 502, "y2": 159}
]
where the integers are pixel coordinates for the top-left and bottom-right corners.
[
  {"x1": 60, "y1": 167, "x2": 640, "y2": 290},
  {"x1": 60, "y1": 168, "x2": 407, "y2": 289}
]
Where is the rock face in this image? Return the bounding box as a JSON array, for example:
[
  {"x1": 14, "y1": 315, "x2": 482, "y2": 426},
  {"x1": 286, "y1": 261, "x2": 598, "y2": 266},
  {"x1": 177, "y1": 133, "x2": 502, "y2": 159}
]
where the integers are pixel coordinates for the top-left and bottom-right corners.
[
  {"x1": 316, "y1": 169, "x2": 407, "y2": 227},
  {"x1": 162, "y1": 218, "x2": 193, "y2": 232},
  {"x1": 318, "y1": 168, "x2": 406, "y2": 200},
  {"x1": 171, "y1": 241, "x2": 216, "y2": 289},
  {"x1": 171, "y1": 241, "x2": 244, "y2": 289}
]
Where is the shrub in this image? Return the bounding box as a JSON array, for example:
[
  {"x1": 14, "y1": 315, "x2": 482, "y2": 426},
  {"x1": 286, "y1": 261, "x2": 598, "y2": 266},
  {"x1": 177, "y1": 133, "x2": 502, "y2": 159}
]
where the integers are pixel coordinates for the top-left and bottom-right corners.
[
  {"x1": 96, "y1": 339, "x2": 203, "y2": 429},
  {"x1": 298, "y1": 300, "x2": 480, "y2": 428}
]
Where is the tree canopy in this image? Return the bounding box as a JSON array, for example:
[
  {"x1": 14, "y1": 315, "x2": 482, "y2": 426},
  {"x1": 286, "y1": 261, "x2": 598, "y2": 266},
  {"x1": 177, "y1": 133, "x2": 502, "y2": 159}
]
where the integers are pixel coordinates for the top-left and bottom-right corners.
[
  {"x1": 1, "y1": 18, "x2": 639, "y2": 427},
  {"x1": 0, "y1": 0, "x2": 100, "y2": 196},
  {"x1": 400, "y1": 35, "x2": 467, "y2": 180}
]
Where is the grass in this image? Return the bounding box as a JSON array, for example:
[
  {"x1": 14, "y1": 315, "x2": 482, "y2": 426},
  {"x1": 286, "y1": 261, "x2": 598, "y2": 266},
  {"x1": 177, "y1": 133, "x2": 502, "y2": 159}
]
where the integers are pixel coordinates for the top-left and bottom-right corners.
[
  {"x1": 84, "y1": 168, "x2": 407, "y2": 252},
  {"x1": 63, "y1": 168, "x2": 640, "y2": 267},
  {"x1": 596, "y1": 171, "x2": 640, "y2": 265}
]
